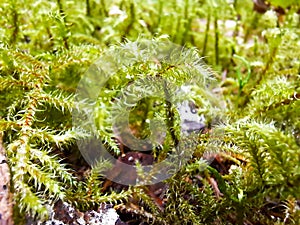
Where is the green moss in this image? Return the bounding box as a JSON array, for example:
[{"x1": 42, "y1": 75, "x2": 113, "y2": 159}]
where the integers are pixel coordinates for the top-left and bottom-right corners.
[{"x1": 0, "y1": 0, "x2": 299, "y2": 224}]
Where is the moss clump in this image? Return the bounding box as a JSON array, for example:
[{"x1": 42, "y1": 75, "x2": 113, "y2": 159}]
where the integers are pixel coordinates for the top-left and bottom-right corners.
[{"x1": 0, "y1": 0, "x2": 299, "y2": 224}]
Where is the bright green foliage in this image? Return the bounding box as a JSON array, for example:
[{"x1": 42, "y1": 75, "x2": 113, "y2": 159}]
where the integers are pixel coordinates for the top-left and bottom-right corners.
[
  {"x1": 269, "y1": 0, "x2": 299, "y2": 9},
  {"x1": 0, "y1": 0, "x2": 300, "y2": 224},
  {"x1": 0, "y1": 47, "x2": 76, "y2": 218}
]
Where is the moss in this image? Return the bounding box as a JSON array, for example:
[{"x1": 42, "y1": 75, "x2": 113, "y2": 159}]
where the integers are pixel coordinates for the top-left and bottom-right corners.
[{"x1": 0, "y1": 0, "x2": 299, "y2": 224}]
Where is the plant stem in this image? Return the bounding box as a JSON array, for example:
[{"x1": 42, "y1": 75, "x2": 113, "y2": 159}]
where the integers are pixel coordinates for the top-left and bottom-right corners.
[
  {"x1": 100, "y1": 0, "x2": 108, "y2": 17},
  {"x1": 163, "y1": 80, "x2": 179, "y2": 146},
  {"x1": 86, "y1": 0, "x2": 90, "y2": 16},
  {"x1": 214, "y1": 12, "x2": 219, "y2": 66},
  {"x1": 122, "y1": 2, "x2": 135, "y2": 42},
  {"x1": 174, "y1": 2, "x2": 182, "y2": 43},
  {"x1": 57, "y1": 0, "x2": 69, "y2": 49},
  {"x1": 181, "y1": 0, "x2": 190, "y2": 45},
  {"x1": 10, "y1": 2, "x2": 19, "y2": 46},
  {"x1": 202, "y1": 11, "x2": 211, "y2": 57},
  {"x1": 155, "y1": 0, "x2": 163, "y2": 34}
]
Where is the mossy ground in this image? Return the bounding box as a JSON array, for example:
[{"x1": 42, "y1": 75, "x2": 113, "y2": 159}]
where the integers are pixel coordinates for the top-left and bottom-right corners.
[{"x1": 0, "y1": 0, "x2": 300, "y2": 224}]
